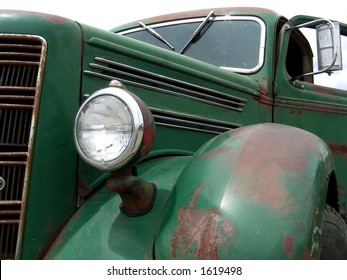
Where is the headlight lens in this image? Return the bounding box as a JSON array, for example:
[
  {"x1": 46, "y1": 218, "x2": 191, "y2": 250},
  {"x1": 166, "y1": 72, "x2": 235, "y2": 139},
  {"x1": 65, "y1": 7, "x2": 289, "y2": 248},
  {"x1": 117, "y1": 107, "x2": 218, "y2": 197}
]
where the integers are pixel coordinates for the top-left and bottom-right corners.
[
  {"x1": 77, "y1": 95, "x2": 134, "y2": 162},
  {"x1": 74, "y1": 85, "x2": 147, "y2": 171}
]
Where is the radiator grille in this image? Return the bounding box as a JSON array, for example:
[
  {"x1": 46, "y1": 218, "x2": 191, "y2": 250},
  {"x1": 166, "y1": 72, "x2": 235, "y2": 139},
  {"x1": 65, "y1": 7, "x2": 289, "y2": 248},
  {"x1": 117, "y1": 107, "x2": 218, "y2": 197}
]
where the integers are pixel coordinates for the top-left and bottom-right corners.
[{"x1": 0, "y1": 34, "x2": 46, "y2": 259}]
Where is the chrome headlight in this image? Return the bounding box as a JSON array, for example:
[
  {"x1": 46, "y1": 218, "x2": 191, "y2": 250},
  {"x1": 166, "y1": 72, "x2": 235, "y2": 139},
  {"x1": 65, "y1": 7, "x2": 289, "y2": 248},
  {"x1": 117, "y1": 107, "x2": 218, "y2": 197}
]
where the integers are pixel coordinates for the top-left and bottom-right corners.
[{"x1": 74, "y1": 81, "x2": 155, "y2": 171}]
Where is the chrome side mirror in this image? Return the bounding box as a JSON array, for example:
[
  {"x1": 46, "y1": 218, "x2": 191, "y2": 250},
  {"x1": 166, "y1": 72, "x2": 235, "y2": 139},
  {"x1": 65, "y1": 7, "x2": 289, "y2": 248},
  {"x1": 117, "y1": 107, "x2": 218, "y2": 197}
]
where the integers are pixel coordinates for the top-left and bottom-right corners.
[
  {"x1": 316, "y1": 21, "x2": 342, "y2": 72},
  {"x1": 286, "y1": 18, "x2": 343, "y2": 81}
]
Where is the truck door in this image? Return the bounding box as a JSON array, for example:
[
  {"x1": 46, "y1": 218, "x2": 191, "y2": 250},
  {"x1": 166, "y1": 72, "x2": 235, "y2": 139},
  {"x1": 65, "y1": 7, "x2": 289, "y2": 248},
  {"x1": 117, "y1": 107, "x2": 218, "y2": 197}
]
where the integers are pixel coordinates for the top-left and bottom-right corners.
[{"x1": 273, "y1": 16, "x2": 347, "y2": 214}]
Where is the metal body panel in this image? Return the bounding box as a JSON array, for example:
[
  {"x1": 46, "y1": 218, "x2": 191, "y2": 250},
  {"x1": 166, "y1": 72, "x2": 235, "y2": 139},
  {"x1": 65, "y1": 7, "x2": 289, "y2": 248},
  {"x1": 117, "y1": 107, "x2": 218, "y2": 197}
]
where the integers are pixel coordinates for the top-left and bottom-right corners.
[
  {"x1": 77, "y1": 21, "x2": 267, "y2": 195},
  {"x1": 0, "y1": 10, "x2": 82, "y2": 259},
  {"x1": 44, "y1": 156, "x2": 190, "y2": 259},
  {"x1": 155, "y1": 124, "x2": 333, "y2": 259},
  {"x1": 274, "y1": 16, "x2": 347, "y2": 215},
  {"x1": 112, "y1": 7, "x2": 280, "y2": 92},
  {"x1": 0, "y1": 8, "x2": 345, "y2": 260}
]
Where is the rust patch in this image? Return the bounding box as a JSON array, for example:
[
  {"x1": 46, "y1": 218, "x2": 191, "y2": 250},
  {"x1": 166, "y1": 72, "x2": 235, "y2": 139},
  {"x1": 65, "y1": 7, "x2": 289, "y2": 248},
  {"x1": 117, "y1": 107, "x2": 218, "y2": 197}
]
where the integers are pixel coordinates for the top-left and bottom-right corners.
[
  {"x1": 290, "y1": 109, "x2": 302, "y2": 115},
  {"x1": 257, "y1": 77, "x2": 273, "y2": 108},
  {"x1": 42, "y1": 211, "x2": 77, "y2": 259},
  {"x1": 258, "y1": 80, "x2": 268, "y2": 95},
  {"x1": 200, "y1": 125, "x2": 321, "y2": 214},
  {"x1": 230, "y1": 125, "x2": 319, "y2": 212},
  {"x1": 283, "y1": 235, "x2": 294, "y2": 258},
  {"x1": 220, "y1": 125, "x2": 324, "y2": 216},
  {"x1": 196, "y1": 208, "x2": 221, "y2": 259},
  {"x1": 302, "y1": 248, "x2": 315, "y2": 260},
  {"x1": 77, "y1": 175, "x2": 92, "y2": 197},
  {"x1": 338, "y1": 184, "x2": 346, "y2": 215},
  {"x1": 172, "y1": 207, "x2": 221, "y2": 259},
  {"x1": 107, "y1": 171, "x2": 157, "y2": 217},
  {"x1": 171, "y1": 183, "x2": 234, "y2": 259},
  {"x1": 188, "y1": 182, "x2": 205, "y2": 207},
  {"x1": 338, "y1": 184, "x2": 345, "y2": 200},
  {"x1": 302, "y1": 82, "x2": 344, "y2": 96},
  {"x1": 39, "y1": 211, "x2": 76, "y2": 259},
  {"x1": 236, "y1": 162, "x2": 293, "y2": 210},
  {"x1": 329, "y1": 143, "x2": 347, "y2": 158},
  {"x1": 276, "y1": 96, "x2": 347, "y2": 116}
]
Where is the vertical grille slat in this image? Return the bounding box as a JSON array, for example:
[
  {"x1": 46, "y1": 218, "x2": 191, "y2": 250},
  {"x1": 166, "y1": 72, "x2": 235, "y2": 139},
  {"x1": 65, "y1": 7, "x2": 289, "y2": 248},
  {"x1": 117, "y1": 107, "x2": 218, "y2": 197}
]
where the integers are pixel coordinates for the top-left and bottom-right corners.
[
  {"x1": 0, "y1": 63, "x2": 39, "y2": 87},
  {"x1": 0, "y1": 34, "x2": 46, "y2": 260}
]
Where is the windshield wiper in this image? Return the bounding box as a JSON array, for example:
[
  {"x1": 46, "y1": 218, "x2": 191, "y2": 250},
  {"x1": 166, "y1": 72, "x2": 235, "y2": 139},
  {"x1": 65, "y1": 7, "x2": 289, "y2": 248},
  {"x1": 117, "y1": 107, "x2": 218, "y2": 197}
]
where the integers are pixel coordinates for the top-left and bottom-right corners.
[
  {"x1": 180, "y1": 11, "x2": 215, "y2": 54},
  {"x1": 138, "y1": 21, "x2": 175, "y2": 51}
]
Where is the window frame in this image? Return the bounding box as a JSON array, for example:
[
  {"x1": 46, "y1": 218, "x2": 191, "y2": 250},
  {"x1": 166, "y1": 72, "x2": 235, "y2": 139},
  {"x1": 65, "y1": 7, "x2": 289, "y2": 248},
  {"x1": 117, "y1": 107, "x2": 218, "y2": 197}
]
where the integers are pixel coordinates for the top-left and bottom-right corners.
[{"x1": 118, "y1": 16, "x2": 267, "y2": 74}]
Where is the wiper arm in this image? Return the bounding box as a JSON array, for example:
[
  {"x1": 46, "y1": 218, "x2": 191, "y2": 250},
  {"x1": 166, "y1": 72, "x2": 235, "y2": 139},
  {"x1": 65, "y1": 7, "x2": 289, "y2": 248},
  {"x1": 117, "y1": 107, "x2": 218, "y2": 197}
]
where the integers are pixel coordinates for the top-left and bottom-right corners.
[
  {"x1": 138, "y1": 21, "x2": 175, "y2": 51},
  {"x1": 180, "y1": 11, "x2": 215, "y2": 54}
]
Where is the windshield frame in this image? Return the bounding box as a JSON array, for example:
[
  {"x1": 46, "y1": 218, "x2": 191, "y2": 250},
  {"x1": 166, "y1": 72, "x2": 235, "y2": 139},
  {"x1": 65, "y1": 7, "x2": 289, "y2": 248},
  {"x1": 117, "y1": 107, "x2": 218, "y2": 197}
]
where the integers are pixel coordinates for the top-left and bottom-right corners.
[{"x1": 118, "y1": 15, "x2": 267, "y2": 74}]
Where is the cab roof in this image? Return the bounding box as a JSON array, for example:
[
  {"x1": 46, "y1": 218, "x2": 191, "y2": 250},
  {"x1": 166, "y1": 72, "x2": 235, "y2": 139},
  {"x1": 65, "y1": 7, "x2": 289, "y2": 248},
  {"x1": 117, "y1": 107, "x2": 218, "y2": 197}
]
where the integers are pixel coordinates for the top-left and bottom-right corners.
[{"x1": 111, "y1": 7, "x2": 280, "y2": 33}]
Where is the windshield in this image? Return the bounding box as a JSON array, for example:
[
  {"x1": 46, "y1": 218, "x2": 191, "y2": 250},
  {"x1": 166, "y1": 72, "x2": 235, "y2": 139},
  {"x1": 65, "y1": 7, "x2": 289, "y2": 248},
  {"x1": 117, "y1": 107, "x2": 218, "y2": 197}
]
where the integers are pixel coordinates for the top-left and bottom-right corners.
[{"x1": 119, "y1": 16, "x2": 266, "y2": 74}]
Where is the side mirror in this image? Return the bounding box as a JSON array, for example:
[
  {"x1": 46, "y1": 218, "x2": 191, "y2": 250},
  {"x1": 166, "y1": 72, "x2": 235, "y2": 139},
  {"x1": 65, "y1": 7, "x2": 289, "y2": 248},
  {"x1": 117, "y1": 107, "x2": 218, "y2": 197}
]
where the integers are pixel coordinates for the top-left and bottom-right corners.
[
  {"x1": 317, "y1": 21, "x2": 342, "y2": 72},
  {"x1": 286, "y1": 18, "x2": 343, "y2": 81}
]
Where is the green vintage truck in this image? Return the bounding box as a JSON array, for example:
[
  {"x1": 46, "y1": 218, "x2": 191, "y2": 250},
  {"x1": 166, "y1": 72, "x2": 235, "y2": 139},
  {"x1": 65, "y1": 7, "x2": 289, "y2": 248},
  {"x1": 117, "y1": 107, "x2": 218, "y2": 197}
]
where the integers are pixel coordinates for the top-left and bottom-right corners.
[{"x1": 0, "y1": 7, "x2": 346, "y2": 260}]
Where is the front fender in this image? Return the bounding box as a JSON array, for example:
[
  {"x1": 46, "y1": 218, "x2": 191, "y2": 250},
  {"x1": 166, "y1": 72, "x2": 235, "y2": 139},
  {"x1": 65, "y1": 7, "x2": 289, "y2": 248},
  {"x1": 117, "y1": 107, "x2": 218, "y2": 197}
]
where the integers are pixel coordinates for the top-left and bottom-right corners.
[
  {"x1": 155, "y1": 123, "x2": 334, "y2": 259},
  {"x1": 44, "y1": 156, "x2": 191, "y2": 259}
]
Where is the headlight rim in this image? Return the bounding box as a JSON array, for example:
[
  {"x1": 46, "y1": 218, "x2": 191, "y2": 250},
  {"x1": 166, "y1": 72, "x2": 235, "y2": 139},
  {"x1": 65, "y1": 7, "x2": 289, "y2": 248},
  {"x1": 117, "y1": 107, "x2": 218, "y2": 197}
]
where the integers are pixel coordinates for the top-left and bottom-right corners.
[{"x1": 74, "y1": 86, "x2": 145, "y2": 171}]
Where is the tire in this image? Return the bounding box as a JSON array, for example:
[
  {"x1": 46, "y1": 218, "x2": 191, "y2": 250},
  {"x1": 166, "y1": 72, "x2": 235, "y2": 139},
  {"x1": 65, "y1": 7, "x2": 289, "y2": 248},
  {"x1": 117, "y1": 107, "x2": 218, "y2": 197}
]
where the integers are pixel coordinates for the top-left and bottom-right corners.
[{"x1": 320, "y1": 204, "x2": 347, "y2": 259}]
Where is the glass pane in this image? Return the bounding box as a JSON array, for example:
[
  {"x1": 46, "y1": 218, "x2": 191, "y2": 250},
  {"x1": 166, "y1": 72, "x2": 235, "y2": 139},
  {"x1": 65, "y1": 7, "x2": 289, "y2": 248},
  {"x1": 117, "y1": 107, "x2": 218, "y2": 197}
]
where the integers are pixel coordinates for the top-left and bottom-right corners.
[
  {"x1": 185, "y1": 20, "x2": 261, "y2": 70},
  {"x1": 126, "y1": 22, "x2": 200, "y2": 51},
  {"x1": 302, "y1": 28, "x2": 347, "y2": 90},
  {"x1": 123, "y1": 19, "x2": 263, "y2": 72}
]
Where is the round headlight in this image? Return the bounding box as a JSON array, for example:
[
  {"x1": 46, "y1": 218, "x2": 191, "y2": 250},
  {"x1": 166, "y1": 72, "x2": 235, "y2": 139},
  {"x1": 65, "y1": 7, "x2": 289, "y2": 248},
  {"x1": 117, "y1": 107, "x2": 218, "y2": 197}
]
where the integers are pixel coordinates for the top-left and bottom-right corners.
[{"x1": 74, "y1": 83, "x2": 154, "y2": 171}]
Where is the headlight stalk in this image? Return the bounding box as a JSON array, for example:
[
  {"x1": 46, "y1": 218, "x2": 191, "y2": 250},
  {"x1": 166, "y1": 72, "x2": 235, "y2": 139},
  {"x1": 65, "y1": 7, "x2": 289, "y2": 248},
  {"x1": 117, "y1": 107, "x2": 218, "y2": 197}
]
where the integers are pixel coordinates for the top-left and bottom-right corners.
[
  {"x1": 74, "y1": 80, "x2": 157, "y2": 216},
  {"x1": 106, "y1": 167, "x2": 157, "y2": 217}
]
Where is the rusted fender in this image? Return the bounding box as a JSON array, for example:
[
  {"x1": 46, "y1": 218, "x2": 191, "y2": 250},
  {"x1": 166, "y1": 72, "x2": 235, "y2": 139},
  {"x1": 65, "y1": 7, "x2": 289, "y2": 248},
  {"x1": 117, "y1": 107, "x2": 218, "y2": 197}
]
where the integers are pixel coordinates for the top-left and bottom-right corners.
[
  {"x1": 44, "y1": 156, "x2": 191, "y2": 260},
  {"x1": 155, "y1": 123, "x2": 334, "y2": 259}
]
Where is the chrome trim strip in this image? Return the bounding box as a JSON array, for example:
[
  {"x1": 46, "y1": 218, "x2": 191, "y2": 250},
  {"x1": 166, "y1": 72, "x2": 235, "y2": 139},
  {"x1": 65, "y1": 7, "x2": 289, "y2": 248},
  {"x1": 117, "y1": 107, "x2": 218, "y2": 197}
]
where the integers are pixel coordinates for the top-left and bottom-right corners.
[
  {"x1": 93, "y1": 57, "x2": 247, "y2": 102},
  {"x1": 85, "y1": 70, "x2": 244, "y2": 112},
  {"x1": 85, "y1": 57, "x2": 247, "y2": 112},
  {"x1": 0, "y1": 34, "x2": 47, "y2": 260},
  {"x1": 155, "y1": 122, "x2": 222, "y2": 135},
  {"x1": 156, "y1": 116, "x2": 233, "y2": 131},
  {"x1": 150, "y1": 107, "x2": 241, "y2": 127},
  {"x1": 18, "y1": 35, "x2": 47, "y2": 260},
  {"x1": 150, "y1": 107, "x2": 241, "y2": 134}
]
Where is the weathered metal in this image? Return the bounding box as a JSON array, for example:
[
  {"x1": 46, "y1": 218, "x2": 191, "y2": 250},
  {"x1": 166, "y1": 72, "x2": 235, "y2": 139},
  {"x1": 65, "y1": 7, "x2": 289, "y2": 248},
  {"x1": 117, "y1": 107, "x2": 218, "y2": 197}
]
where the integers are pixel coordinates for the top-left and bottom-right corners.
[
  {"x1": 44, "y1": 156, "x2": 191, "y2": 259},
  {"x1": 155, "y1": 124, "x2": 333, "y2": 259},
  {"x1": 107, "y1": 169, "x2": 157, "y2": 216},
  {"x1": 1, "y1": 12, "x2": 81, "y2": 259},
  {"x1": 0, "y1": 33, "x2": 47, "y2": 260},
  {"x1": 0, "y1": 8, "x2": 346, "y2": 260}
]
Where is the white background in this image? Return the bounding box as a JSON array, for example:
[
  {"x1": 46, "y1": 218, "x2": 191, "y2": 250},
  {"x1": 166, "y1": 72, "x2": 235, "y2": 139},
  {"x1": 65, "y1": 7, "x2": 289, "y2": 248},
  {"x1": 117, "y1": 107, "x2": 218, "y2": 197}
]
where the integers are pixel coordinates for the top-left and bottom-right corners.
[
  {"x1": 1, "y1": 0, "x2": 346, "y2": 30},
  {"x1": 2, "y1": 260, "x2": 347, "y2": 279}
]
